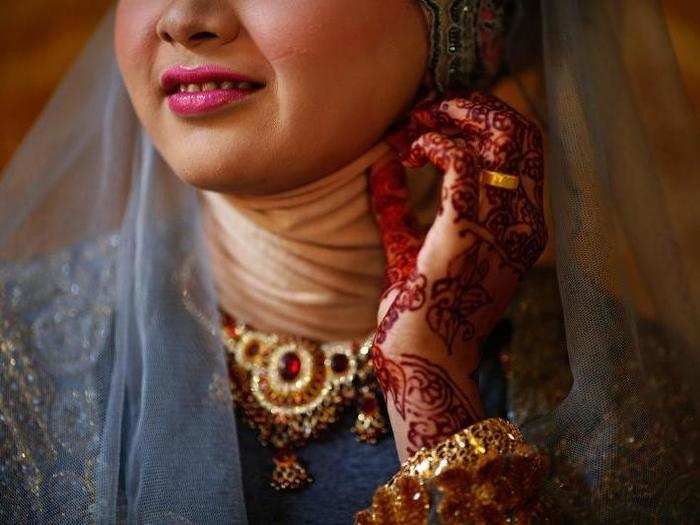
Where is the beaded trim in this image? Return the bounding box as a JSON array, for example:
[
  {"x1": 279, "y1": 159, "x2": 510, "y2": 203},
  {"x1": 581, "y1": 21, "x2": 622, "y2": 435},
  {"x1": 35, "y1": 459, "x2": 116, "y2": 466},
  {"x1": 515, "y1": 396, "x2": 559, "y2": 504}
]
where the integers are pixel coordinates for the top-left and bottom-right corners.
[{"x1": 418, "y1": 0, "x2": 515, "y2": 91}]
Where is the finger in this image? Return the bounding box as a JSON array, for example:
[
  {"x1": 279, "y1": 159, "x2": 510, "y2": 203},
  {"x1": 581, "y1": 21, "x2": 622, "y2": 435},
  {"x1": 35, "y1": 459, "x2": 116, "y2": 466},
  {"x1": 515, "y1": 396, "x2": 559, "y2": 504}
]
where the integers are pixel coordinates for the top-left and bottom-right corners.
[
  {"x1": 405, "y1": 99, "x2": 548, "y2": 284},
  {"x1": 368, "y1": 150, "x2": 424, "y2": 288},
  {"x1": 412, "y1": 127, "x2": 544, "y2": 280},
  {"x1": 410, "y1": 133, "x2": 518, "y2": 268},
  {"x1": 415, "y1": 132, "x2": 479, "y2": 226},
  {"x1": 404, "y1": 132, "x2": 486, "y2": 262},
  {"x1": 404, "y1": 132, "x2": 478, "y2": 183},
  {"x1": 438, "y1": 95, "x2": 540, "y2": 174},
  {"x1": 410, "y1": 101, "x2": 464, "y2": 139},
  {"x1": 411, "y1": 98, "x2": 518, "y2": 176},
  {"x1": 434, "y1": 93, "x2": 524, "y2": 135}
]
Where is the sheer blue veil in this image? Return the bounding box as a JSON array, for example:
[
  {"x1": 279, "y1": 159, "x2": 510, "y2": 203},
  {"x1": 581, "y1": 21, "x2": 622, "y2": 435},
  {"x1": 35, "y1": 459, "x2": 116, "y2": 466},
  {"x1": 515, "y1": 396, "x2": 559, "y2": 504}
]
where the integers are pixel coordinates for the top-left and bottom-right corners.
[
  {"x1": 0, "y1": 10, "x2": 247, "y2": 523},
  {"x1": 1, "y1": 1, "x2": 699, "y2": 522}
]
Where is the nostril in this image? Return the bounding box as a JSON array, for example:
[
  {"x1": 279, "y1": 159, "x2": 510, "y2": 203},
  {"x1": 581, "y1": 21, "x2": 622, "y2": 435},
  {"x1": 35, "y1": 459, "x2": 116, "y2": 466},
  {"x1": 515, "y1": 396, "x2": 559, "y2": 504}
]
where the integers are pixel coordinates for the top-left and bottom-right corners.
[{"x1": 190, "y1": 31, "x2": 218, "y2": 42}]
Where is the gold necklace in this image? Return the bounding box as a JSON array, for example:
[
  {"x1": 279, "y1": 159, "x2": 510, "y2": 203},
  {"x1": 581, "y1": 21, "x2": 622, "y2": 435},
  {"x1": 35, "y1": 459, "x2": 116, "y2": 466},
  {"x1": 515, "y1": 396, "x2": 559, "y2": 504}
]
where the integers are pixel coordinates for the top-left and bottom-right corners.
[{"x1": 220, "y1": 311, "x2": 387, "y2": 490}]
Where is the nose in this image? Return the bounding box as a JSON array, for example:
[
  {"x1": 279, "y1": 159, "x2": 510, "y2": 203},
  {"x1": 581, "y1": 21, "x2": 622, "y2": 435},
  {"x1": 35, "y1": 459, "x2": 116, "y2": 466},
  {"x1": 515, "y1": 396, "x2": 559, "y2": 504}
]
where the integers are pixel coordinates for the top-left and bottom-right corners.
[{"x1": 156, "y1": 0, "x2": 241, "y2": 49}]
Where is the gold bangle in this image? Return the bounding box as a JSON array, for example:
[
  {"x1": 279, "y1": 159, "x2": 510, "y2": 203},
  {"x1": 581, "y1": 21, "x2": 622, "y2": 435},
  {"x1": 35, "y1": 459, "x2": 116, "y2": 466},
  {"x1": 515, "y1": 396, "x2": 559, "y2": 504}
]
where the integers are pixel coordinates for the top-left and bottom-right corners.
[
  {"x1": 355, "y1": 418, "x2": 553, "y2": 524},
  {"x1": 481, "y1": 170, "x2": 520, "y2": 191}
]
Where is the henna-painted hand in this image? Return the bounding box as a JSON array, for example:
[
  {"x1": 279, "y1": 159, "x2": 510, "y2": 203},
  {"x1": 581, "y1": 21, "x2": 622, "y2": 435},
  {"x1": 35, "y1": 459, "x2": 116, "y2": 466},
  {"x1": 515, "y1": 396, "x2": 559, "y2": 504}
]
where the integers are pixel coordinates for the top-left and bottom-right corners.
[{"x1": 368, "y1": 91, "x2": 546, "y2": 460}]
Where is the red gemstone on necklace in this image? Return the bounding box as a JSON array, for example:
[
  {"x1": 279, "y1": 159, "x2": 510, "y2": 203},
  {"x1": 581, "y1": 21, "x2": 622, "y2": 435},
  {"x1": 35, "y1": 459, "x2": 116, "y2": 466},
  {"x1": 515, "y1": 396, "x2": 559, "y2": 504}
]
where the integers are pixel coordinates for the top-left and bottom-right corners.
[
  {"x1": 360, "y1": 395, "x2": 377, "y2": 414},
  {"x1": 279, "y1": 352, "x2": 302, "y2": 381},
  {"x1": 246, "y1": 342, "x2": 260, "y2": 357},
  {"x1": 331, "y1": 353, "x2": 349, "y2": 373}
]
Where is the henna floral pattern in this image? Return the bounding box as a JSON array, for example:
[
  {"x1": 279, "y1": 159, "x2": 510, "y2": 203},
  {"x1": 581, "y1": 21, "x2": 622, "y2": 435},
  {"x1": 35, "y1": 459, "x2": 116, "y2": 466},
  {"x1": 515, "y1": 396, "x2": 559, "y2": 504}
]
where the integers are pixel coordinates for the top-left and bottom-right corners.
[
  {"x1": 427, "y1": 241, "x2": 493, "y2": 354},
  {"x1": 374, "y1": 270, "x2": 427, "y2": 345},
  {"x1": 368, "y1": 91, "x2": 546, "y2": 459},
  {"x1": 373, "y1": 353, "x2": 482, "y2": 455}
]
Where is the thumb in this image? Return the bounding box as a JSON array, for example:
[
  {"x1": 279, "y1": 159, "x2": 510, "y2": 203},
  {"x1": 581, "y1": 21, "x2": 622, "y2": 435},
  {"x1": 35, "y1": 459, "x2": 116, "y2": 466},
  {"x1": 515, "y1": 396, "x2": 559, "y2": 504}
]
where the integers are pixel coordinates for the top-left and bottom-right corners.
[{"x1": 368, "y1": 149, "x2": 425, "y2": 293}]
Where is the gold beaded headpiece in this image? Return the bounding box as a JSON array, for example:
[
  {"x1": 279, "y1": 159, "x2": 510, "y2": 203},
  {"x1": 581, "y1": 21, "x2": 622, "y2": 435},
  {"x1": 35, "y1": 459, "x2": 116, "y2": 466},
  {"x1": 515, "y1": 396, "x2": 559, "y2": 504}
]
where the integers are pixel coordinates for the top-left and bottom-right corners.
[{"x1": 417, "y1": 0, "x2": 517, "y2": 92}]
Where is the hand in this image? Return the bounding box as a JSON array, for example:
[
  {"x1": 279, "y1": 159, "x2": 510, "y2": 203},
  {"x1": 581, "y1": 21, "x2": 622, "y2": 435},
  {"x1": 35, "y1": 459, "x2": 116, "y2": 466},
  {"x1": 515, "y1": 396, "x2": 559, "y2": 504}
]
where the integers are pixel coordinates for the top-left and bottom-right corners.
[{"x1": 368, "y1": 91, "x2": 547, "y2": 460}]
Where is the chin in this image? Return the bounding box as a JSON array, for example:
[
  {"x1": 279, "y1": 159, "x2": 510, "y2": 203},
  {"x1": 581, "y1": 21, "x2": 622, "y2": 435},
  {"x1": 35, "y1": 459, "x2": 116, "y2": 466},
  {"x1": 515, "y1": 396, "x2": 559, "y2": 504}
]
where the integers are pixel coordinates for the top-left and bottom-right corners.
[
  {"x1": 160, "y1": 138, "x2": 316, "y2": 196},
  {"x1": 169, "y1": 162, "x2": 253, "y2": 194},
  {"x1": 154, "y1": 136, "x2": 251, "y2": 193},
  {"x1": 168, "y1": 155, "x2": 295, "y2": 196}
]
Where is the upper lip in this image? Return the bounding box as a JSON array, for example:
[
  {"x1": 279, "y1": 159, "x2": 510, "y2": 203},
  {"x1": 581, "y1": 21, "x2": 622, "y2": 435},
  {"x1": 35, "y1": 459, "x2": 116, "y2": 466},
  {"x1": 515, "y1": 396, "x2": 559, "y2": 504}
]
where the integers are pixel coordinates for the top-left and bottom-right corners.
[{"x1": 160, "y1": 65, "x2": 264, "y2": 95}]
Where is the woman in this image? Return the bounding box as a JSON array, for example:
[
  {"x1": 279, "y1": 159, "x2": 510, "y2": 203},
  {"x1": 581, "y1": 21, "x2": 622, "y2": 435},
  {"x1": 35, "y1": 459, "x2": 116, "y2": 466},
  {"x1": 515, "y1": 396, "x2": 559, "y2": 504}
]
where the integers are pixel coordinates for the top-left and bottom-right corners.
[{"x1": 1, "y1": 1, "x2": 698, "y2": 523}]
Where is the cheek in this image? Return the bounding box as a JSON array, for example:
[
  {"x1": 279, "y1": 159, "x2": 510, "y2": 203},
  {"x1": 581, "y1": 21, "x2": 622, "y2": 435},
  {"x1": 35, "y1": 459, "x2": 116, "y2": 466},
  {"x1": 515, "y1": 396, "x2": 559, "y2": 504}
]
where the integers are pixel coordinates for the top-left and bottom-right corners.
[
  {"x1": 114, "y1": 2, "x2": 161, "y2": 109},
  {"x1": 255, "y1": 2, "x2": 426, "y2": 129},
  {"x1": 242, "y1": 2, "x2": 390, "y2": 73},
  {"x1": 234, "y1": 0, "x2": 427, "y2": 184},
  {"x1": 246, "y1": 5, "x2": 366, "y2": 66},
  {"x1": 241, "y1": 7, "x2": 322, "y2": 63}
]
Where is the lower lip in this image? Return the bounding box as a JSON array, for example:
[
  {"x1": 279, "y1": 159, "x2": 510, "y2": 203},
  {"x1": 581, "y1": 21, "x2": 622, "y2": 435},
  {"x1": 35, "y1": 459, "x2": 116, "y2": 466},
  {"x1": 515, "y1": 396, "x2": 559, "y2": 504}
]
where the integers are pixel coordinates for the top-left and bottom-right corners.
[{"x1": 167, "y1": 88, "x2": 259, "y2": 117}]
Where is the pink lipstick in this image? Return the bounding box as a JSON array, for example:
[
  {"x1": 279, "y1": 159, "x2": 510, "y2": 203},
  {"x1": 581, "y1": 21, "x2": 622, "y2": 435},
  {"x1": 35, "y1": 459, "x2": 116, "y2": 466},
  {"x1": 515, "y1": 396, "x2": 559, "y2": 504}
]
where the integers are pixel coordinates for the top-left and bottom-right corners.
[{"x1": 161, "y1": 65, "x2": 264, "y2": 117}]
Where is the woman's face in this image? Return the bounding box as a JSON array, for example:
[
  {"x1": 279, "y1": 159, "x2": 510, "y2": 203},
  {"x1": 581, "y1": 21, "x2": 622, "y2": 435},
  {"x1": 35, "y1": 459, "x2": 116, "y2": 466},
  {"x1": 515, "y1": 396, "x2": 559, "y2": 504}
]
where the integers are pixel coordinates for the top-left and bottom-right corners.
[{"x1": 115, "y1": 0, "x2": 429, "y2": 194}]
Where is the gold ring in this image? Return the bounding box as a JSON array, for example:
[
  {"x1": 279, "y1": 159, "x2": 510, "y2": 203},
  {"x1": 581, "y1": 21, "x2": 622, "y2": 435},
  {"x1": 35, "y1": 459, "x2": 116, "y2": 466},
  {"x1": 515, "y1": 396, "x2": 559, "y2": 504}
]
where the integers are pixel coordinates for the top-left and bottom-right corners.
[{"x1": 480, "y1": 170, "x2": 520, "y2": 191}]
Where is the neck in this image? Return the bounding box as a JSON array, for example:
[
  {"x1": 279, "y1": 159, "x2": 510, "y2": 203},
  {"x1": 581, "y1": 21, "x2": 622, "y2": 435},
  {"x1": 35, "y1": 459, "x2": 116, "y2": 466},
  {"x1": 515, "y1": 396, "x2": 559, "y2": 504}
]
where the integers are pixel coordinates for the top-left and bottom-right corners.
[{"x1": 200, "y1": 143, "x2": 391, "y2": 342}]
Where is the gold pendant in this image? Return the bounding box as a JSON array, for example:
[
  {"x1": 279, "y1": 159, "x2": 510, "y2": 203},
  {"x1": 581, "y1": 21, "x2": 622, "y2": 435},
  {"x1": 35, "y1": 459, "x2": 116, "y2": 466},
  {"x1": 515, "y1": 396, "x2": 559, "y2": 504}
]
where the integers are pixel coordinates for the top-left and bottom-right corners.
[
  {"x1": 271, "y1": 451, "x2": 313, "y2": 490},
  {"x1": 221, "y1": 312, "x2": 386, "y2": 489},
  {"x1": 353, "y1": 387, "x2": 388, "y2": 444}
]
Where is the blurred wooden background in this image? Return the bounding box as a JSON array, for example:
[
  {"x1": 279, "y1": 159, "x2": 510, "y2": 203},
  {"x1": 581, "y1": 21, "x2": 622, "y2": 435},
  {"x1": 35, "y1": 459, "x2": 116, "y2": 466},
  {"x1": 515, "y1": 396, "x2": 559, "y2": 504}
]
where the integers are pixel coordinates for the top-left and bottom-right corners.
[{"x1": 0, "y1": 0, "x2": 698, "y2": 170}]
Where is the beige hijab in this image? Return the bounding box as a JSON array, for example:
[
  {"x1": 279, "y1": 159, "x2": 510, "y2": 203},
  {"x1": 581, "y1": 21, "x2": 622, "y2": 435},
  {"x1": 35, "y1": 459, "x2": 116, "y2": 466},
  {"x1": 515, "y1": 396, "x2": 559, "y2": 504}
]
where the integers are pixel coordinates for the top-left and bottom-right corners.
[{"x1": 200, "y1": 143, "x2": 438, "y2": 342}]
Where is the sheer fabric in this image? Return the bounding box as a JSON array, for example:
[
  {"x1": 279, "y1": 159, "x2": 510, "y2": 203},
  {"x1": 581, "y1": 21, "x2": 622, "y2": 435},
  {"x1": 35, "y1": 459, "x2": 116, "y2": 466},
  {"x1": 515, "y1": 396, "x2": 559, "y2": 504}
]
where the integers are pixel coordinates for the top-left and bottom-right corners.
[
  {"x1": 536, "y1": 0, "x2": 700, "y2": 520},
  {"x1": 1, "y1": 1, "x2": 698, "y2": 523},
  {"x1": 0, "y1": 11, "x2": 247, "y2": 523}
]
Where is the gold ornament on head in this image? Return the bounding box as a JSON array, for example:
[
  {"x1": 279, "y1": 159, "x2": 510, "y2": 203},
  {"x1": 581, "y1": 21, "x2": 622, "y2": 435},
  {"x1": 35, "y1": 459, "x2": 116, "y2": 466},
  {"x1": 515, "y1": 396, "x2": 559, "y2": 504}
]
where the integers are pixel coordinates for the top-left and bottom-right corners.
[{"x1": 417, "y1": 0, "x2": 516, "y2": 92}]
